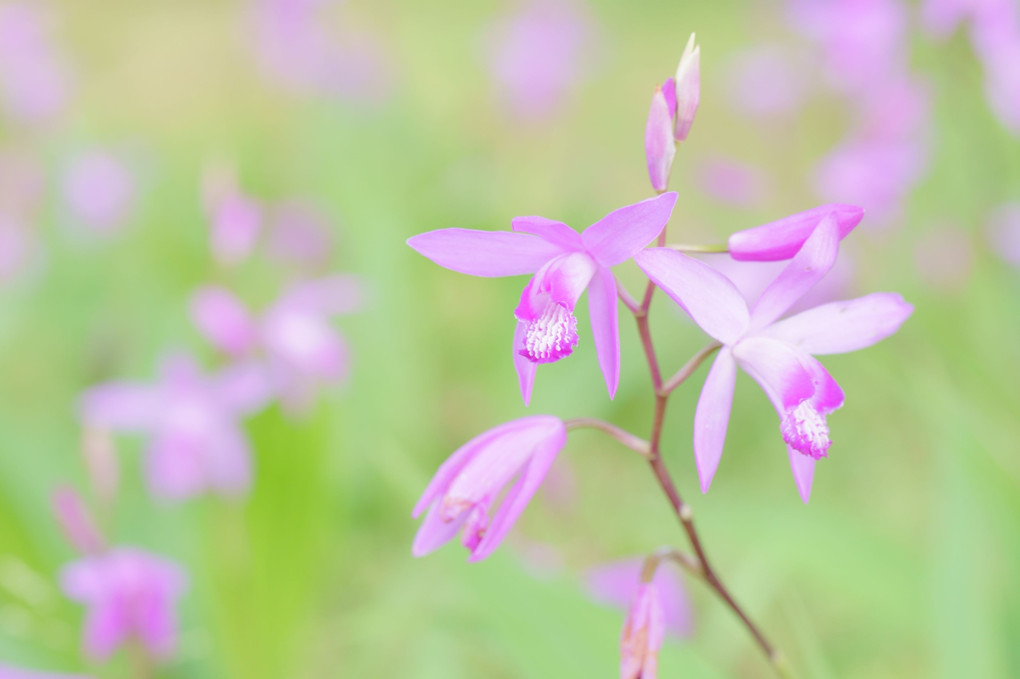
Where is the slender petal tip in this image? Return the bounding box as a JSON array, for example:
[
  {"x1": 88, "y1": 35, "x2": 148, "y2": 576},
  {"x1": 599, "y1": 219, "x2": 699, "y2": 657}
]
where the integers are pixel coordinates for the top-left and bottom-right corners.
[{"x1": 728, "y1": 204, "x2": 864, "y2": 261}]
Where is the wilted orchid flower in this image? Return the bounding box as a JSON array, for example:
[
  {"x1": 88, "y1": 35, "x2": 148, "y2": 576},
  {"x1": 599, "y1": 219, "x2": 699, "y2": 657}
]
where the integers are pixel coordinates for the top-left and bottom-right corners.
[
  {"x1": 644, "y1": 34, "x2": 700, "y2": 192},
  {"x1": 62, "y1": 151, "x2": 136, "y2": 236},
  {"x1": 727, "y1": 203, "x2": 863, "y2": 261},
  {"x1": 486, "y1": 0, "x2": 595, "y2": 120},
  {"x1": 80, "y1": 353, "x2": 271, "y2": 500},
  {"x1": 637, "y1": 217, "x2": 913, "y2": 501},
  {"x1": 61, "y1": 548, "x2": 187, "y2": 661},
  {"x1": 619, "y1": 583, "x2": 665, "y2": 679},
  {"x1": 408, "y1": 193, "x2": 678, "y2": 403},
  {"x1": 0, "y1": 2, "x2": 69, "y2": 124},
  {"x1": 191, "y1": 275, "x2": 360, "y2": 412},
  {"x1": 412, "y1": 415, "x2": 566, "y2": 562},
  {"x1": 586, "y1": 559, "x2": 692, "y2": 637}
]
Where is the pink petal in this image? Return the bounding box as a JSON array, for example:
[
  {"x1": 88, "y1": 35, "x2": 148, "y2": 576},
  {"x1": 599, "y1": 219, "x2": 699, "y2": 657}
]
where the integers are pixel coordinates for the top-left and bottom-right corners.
[
  {"x1": 512, "y1": 216, "x2": 584, "y2": 251},
  {"x1": 727, "y1": 203, "x2": 863, "y2": 261},
  {"x1": 749, "y1": 214, "x2": 840, "y2": 330},
  {"x1": 407, "y1": 228, "x2": 562, "y2": 277},
  {"x1": 693, "y1": 349, "x2": 737, "y2": 493},
  {"x1": 586, "y1": 559, "x2": 692, "y2": 637},
  {"x1": 205, "y1": 425, "x2": 253, "y2": 498},
  {"x1": 634, "y1": 248, "x2": 750, "y2": 345},
  {"x1": 587, "y1": 267, "x2": 621, "y2": 399},
  {"x1": 581, "y1": 193, "x2": 678, "y2": 267},
  {"x1": 79, "y1": 383, "x2": 158, "y2": 432},
  {"x1": 469, "y1": 419, "x2": 566, "y2": 561},
  {"x1": 145, "y1": 432, "x2": 207, "y2": 500},
  {"x1": 190, "y1": 286, "x2": 257, "y2": 357},
  {"x1": 82, "y1": 602, "x2": 126, "y2": 660},
  {"x1": 731, "y1": 336, "x2": 816, "y2": 412},
  {"x1": 645, "y1": 88, "x2": 676, "y2": 193},
  {"x1": 214, "y1": 361, "x2": 273, "y2": 414},
  {"x1": 513, "y1": 320, "x2": 538, "y2": 405},
  {"x1": 412, "y1": 500, "x2": 468, "y2": 557},
  {"x1": 515, "y1": 252, "x2": 597, "y2": 318},
  {"x1": 765, "y1": 292, "x2": 914, "y2": 355},
  {"x1": 787, "y1": 444, "x2": 817, "y2": 503}
]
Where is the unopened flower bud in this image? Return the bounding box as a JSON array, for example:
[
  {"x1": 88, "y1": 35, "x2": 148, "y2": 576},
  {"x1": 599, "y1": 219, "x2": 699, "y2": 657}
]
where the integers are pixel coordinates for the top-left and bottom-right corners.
[{"x1": 673, "y1": 33, "x2": 700, "y2": 141}]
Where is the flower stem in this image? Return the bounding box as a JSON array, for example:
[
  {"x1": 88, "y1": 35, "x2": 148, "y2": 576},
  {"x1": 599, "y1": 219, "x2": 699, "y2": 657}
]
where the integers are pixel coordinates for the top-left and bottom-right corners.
[
  {"x1": 633, "y1": 274, "x2": 789, "y2": 676},
  {"x1": 565, "y1": 418, "x2": 650, "y2": 458}
]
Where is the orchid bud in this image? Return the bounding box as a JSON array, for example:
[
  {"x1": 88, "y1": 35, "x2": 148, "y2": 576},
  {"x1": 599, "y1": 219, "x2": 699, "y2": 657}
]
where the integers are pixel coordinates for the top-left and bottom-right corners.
[
  {"x1": 645, "y1": 84, "x2": 677, "y2": 193},
  {"x1": 620, "y1": 583, "x2": 665, "y2": 679},
  {"x1": 673, "y1": 33, "x2": 700, "y2": 141}
]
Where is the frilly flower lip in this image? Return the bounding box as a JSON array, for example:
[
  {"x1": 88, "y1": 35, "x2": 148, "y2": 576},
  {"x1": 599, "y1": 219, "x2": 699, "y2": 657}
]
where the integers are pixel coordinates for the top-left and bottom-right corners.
[
  {"x1": 637, "y1": 214, "x2": 913, "y2": 502},
  {"x1": 411, "y1": 415, "x2": 567, "y2": 562},
  {"x1": 407, "y1": 192, "x2": 678, "y2": 404}
]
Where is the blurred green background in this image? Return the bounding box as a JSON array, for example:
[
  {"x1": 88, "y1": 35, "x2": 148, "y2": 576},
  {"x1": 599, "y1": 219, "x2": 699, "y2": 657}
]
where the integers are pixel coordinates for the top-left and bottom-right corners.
[{"x1": 0, "y1": 0, "x2": 1018, "y2": 678}]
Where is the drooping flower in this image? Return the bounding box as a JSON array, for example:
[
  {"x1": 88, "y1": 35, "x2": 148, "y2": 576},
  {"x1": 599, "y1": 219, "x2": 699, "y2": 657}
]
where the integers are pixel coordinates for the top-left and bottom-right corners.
[
  {"x1": 60, "y1": 548, "x2": 187, "y2": 661},
  {"x1": 407, "y1": 192, "x2": 678, "y2": 404},
  {"x1": 727, "y1": 203, "x2": 863, "y2": 261},
  {"x1": 62, "y1": 150, "x2": 136, "y2": 236},
  {"x1": 191, "y1": 275, "x2": 361, "y2": 412},
  {"x1": 637, "y1": 217, "x2": 913, "y2": 501},
  {"x1": 618, "y1": 583, "x2": 666, "y2": 679},
  {"x1": 412, "y1": 415, "x2": 566, "y2": 562},
  {"x1": 644, "y1": 34, "x2": 700, "y2": 192},
  {"x1": 79, "y1": 353, "x2": 271, "y2": 500},
  {"x1": 486, "y1": 0, "x2": 596, "y2": 121},
  {"x1": 586, "y1": 559, "x2": 692, "y2": 637}
]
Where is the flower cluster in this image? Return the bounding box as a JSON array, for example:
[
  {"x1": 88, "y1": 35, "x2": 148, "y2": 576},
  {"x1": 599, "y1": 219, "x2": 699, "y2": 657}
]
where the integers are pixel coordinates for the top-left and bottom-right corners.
[{"x1": 407, "y1": 33, "x2": 913, "y2": 677}]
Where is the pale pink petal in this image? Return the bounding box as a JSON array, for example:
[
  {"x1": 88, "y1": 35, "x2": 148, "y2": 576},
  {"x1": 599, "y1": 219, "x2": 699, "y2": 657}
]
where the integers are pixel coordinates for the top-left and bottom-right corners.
[
  {"x1": 145, "y1": 432, "x2": 207, "y2": 500},
  {"x1": 515, "y1": 252, "x2": 597, "y2": 318},
  {"x1": 513, "y1": 320, "x2": 538, "y2": 405},
  {"x1": 634, "y1": 248, "x2": 750, "y2": 344},
  {"x1": 214, "y1": 361, "x2": 273, "y2": 414},
  {"x1": 412, "y1": 500, "x2": 468, "y2": 557},
  {"x1": 587, "y1": 267, "x2": 620, "y2": 399},
  {"x1": 79, "y1": 384, "x2": 158, "y2": 432},
  {"x1": 645, "y1": 88, "x2": 676, "y2": 193},
  {"x1": 407, "y1": 229, "x2": 562, "y2": 276},
  {"x1": 82, "y1": 602, "x2": 126, "y2": 660},
  {"x1": 749, "y1": 215, "x2": 840, "y2": 330},
  {"x1": 512, "y1": 216, "x2": 584, "y2": 251},
  {"x1": 731, "y1": 336, "x2": 815, "y2": 412},
  {"x1": 190, "y1": 286, "x2": 257, "y2": 356},
  {"x1": 205, "y1": 426, "x2": 253, "y2": 498},
  {"x1": 693, "y1": 349, "x2": 737, "y2": 493},
  {"x1": 581, "y1": 193, "x2": 678, "y2": 267},
  {"x1": 787, "y1": 444, "x2": 817, "y2": 503},
  {"x1": 765, "y1": 293, "x2": 913, "y2": 355},
  {"x1": 728, "y1": 203, "x2": 862, "y2": 261}
]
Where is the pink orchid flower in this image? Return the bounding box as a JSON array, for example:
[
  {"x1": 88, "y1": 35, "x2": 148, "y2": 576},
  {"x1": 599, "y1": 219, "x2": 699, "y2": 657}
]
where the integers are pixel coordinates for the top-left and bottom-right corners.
[
  {"x1": 412, "y1": 415, "x2": 566, "y2": 562},
  {"x1": 79, "y1": 354, "x2": 271, "y2": 500},
  {"x1": 727, "y1": 203, "x2": 863, "y2": 261},
  {"x1": 636, "y1": 217, "x2": 913, "y2": 502},
  {"x1": 619, "y1": 583, "x2": 666, "y2": 679},
  {"x1": 407, "y1": 192, "x2": 678, "y2": 404},
  {"x1": 586, "y1": 559, "x2": 692, "y2": 638},
  {"x1": 191, "y1": 275, "x2": 360, "y2": 412},
  {"x1": 61, "y1": 548, "x2": 187, "y2": 661}
]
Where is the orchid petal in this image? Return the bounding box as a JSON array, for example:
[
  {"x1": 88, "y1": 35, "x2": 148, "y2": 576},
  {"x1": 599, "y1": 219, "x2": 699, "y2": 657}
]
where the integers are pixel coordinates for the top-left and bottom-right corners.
[
  {"x1": 585, "y1": 558, "x2": 692, "y2": 637},
  {"x1": 83, "y1": 602, "x2": 126, "y2": 660},
  {"x1": 645, "y1": 88, "x2": 676, "y2": 193},
  {"x1": 787, "y1": 444, "x2": 816, "y2": 503},
  {"x1": 79, "y1": 383, "x2": 158, "y2": 432},
  {"x1": 693, "y1": 349, "x2": 737, "y2": 493},
  {"x1": 412, "y1": 500, "x2": 468, "y2": 557},
  {"x1": 407, "y1": 228, "x2": 561, "y2": 276},
  {"x1": 749, "y1": 214, "x2": 839, "y2": 330},
  {"x1": 469, "y1": 421, "x2": 565, "y2": 561},
  {"x1": 581, "y1": 193, "x2": 678, "y2": 267},
  {"x1": 635, "y1": 248, "x2": 750, "y2": 344},
  {"x1": 190, "y1": 287, "x2": 256, "y2": 357},
  {"x1": 731, "y1": 336, "x2": 815, "y2": 411},
  {"x1": 513, "y1": 320, "x2": 537, "y2": 405},
  {"x1": 587, "y1": 267, "x2": 621, "y2": 399},
  {"x1": 728, "y1": 203, "x2": 863, "y2": 261},
  {"x1": 515, "y1": 252, "x2": 598, "y2": 318},
  {"x1": 512, "y1": 216, "x2": 583, "y2": 251},
  {"x1": 765, "y1": 292, "x2": 914, "y2": 355}
]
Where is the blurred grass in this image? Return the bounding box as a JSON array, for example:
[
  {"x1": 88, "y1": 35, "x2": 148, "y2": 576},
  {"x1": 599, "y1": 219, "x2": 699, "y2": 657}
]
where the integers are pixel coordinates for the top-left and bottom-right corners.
[{"x1": 0, "y1": 0, "x2": 1018, "y2": 678}]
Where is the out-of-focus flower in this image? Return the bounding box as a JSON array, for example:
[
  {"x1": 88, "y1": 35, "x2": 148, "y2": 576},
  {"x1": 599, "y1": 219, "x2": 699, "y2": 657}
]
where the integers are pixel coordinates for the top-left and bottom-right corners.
[
  {"x1": 986, "y1": 202, "x2": 1020, "y2": 266},
  {"x1": 0, "y1": 2, "x2": 69, "y2": 123},
  {"x1": 61, "y1": 548, "x2": 187, "y2": 661},
  {"x1": 52, "y1": 487, "x2": 105, "y2": 555},
  {"x1": 618, "y1": 583, "x2": 665, "y2": 679},
  {"x1": 202, "y1": 164, "x2": 262, "y2": 266},
  {"x1": 191, "y1": 275, "x2": 360, "y2": 412},
  {"x1": 695, "y1": 156, "x2": 770, "y2": 208},
  {"x1": 408, "y1": 192, "x2": 678, "y2": 403},
  {"x1": 0, "y1": 150, "x2": 44, "y2": 284},
  {"x1": 266, "y1": 200, "x2": 335, "y2": 271},
  {"x1": 727, "y1": 203, "x2": 863, "y2": 261},
  {"x1": 722, "y1": 44, "x2": 809, "y2": 118},
  {"x1": 80, "y1": 354, "x2": 271, "y2": 500},
  {"x1": 250, "y1": 0, "x2": 392, "y2": 103},
  {"x1": 586, "y1": 559, "x2": 692, "y2": 637},
  {"x1": 412, "y1": 415, "x2": 566, "y2": 562},
  {"x1": 62, "y1": 151, "x2": 136, "y2": 236},
  {"x1": 637, "y1": 218, "x2": 913, "y2": 501},
  {"x1": 486, "y1": 0, "x2": 595, "y2": 120},
  {"x1": 0, "y1": 665, "x2": 91, "y2": 679},
  {"x1": 0, "y1": 211, "x2": 38, "y2": 284},
  {"x1": 913, "y1": 225, "x2": 975, "y2": 292}
]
